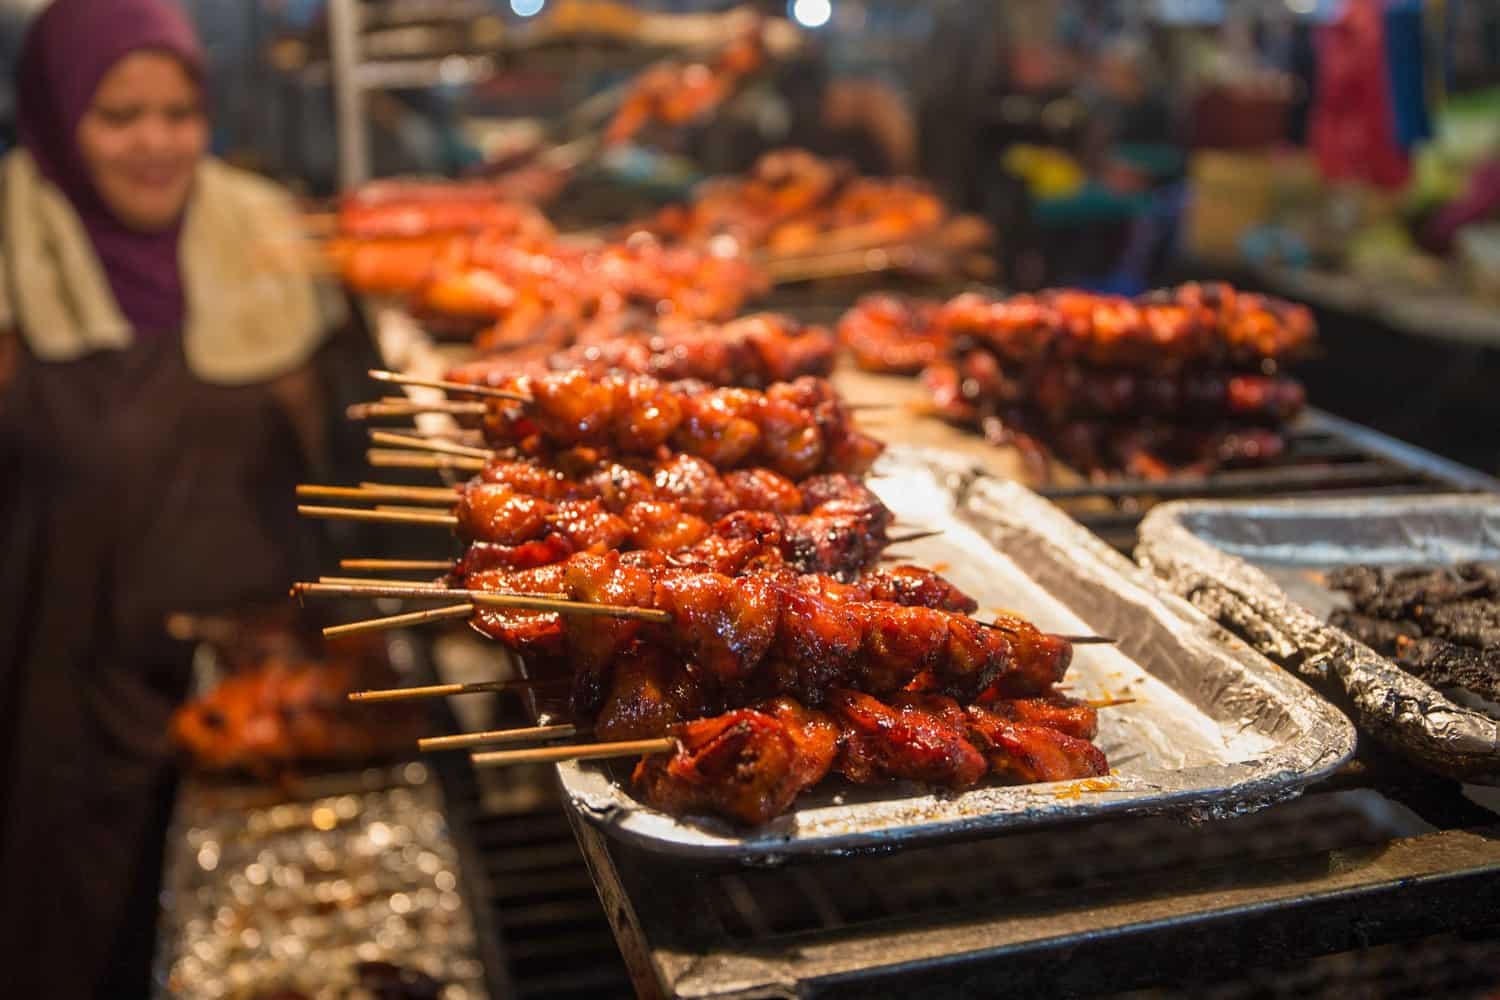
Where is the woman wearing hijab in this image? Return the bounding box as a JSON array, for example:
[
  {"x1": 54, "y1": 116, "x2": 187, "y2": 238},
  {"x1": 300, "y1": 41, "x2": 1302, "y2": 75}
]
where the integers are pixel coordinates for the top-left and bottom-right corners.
[{"x1": 0, "y1": 0, "x2": 340, "y2": 993}]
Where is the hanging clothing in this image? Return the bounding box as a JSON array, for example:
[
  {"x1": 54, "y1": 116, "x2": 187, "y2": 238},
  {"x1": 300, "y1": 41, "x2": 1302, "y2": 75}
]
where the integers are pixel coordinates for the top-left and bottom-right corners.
[{"x1": 1308, "y1": 0, "x2": 1411, "y2": 189}]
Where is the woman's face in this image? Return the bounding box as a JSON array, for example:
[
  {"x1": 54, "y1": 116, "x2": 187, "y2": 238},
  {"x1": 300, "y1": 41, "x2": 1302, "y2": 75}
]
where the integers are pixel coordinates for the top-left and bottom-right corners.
[{"x1": 76, "y1": 51, "x2": 207, "y2": 232}]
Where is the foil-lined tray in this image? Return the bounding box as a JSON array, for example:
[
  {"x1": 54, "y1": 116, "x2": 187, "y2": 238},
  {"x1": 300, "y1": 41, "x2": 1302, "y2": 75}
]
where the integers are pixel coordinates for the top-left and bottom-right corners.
[
  {"x1": 1137, "y1": 494, "x2": 1500, "y2": 784},
  {"x1": 548, "y1": 449, "x2": 1355, "y2": 860},
  {"x1": 153, "y1": 763, "x2": 489, "y2": 999}
]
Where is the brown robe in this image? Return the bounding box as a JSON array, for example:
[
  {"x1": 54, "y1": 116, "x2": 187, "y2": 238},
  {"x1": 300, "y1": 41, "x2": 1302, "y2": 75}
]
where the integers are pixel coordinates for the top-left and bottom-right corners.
[{"x1": 0, "y1": 332, "x2": 318, "y2": 997}]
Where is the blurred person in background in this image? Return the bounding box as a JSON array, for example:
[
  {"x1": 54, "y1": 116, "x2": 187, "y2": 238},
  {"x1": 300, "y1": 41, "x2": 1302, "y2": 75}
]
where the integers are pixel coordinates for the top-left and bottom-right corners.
[{"x1": 0, "y1": 0, "x2": 341, "y2": 994}]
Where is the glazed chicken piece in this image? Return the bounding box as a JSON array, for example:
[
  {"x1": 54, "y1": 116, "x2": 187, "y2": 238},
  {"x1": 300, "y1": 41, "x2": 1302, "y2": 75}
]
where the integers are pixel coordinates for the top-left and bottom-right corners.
[
  {"x1": 474, "y1": 372, "x2": 883, "y2": 479},
  {"x1": 838, "y1": 294, "x2": 950, "y2": 374},
  {"x1": 829, "y1": 689, "x2": 988, "y2": 788},
  {"x1": 631, "y1": 700, "x2": 838, "y2": 826},
  {"x1": 963, "y1": 705, "x2": 1109, "y2": 783},
  {"x1": 461, "y1": 551, "x2": 1069, "y2": 705}
]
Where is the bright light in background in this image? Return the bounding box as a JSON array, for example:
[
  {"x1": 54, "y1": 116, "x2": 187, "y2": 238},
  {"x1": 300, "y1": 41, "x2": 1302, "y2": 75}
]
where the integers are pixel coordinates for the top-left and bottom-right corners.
[
  {"x1": 1285, "y1": 0, "x2": 1316, "y2": 12},
  {"x1": 789, "y1": 0, "x2": 832, "y2": 29},
  {"x1": 511, "y1": 0, "x2": 545, "y2": 17}
]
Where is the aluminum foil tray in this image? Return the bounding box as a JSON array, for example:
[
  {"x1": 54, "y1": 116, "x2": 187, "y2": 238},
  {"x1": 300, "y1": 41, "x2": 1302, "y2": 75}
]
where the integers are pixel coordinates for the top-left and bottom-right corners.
[
  {"x1": 1137, "y1": 494, "x2": 1500, "y2": 784},
  {"x1": 549, "y1": 449, "x2": 1355, "y2": 860},
  {"x1": 153, "y1": 763, "x2": 489, "y2": 999}
]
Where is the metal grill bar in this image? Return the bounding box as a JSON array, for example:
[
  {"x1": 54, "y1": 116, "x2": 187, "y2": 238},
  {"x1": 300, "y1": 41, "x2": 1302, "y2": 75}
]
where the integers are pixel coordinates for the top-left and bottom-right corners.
[
  {"x1": 576, "y1": 814, "x2": 1500, "y2": 999},
  {"x1": 1036, "y1": 408, "x2": 1500, "y2": 551}
]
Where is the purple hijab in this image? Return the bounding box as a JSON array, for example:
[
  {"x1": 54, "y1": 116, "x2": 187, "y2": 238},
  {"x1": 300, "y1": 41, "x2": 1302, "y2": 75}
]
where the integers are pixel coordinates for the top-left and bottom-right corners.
[{"x1": 15, "y1": 0, "x2": 206, "y2": 335}]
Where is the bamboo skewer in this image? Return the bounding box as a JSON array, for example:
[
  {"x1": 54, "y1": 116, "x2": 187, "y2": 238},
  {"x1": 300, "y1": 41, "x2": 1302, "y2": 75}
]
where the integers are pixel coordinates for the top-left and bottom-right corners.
[
  {"x1": 369, "y1": 369, "x2": 531, "y2": 402},
  {"x1": 297, "y1": 483, "x2": 458, "y2": 504},
  {"x1": 297, "y1": 581, "x2": 673, "y2": 623},
  {"x1": 368, "y1": 430, "x2": 494, "y2": 460},
  {"x1": 376, "y1": 504, "x2": 457, "y2": 516},
  {"x1": 309, "y1": 580, "x2": 1112, "y2": 646},
  {"x1": 348, "y1": 678, "x2": 559, "y2": 704},
  {"x1": 421, "y1": 692, "x2": 1133, "y2": 751},
  {"x1": 320, "y1": 575, "x2": 444, "y2": 588},
  {"x1": 324, "y1": 603, "x2": 474, "y2": 640},
  {"x1": 297, "y1": 504, "x2": 459, "y2": 527},
  {"x1": 348, "y1": 676, "x2": 568, "y2": 704},
  {"x1": 348, "y1": 399, "x2": 488, "y2": 419},
  {"x1": 885, "y1": 529, "x2": 942, "y2": 546},
  {"x1": 471, "y1": 738, "x2": 675, "y2": 768},
  {"x1": 360, "y1": 482, "x2": 461, "y2": 501},
  {"x1": 350, "y1": 680, "x2": 504, "y2": 703},
  {"x1": 341, "y1": 558, "x2": 456, "y2": 572},
  {"x1": 366, "y1": 449, "x2": 487, "y2": 472},
  {"x1": 419, "y1": 722, "x2": 580, "y2": 751}
]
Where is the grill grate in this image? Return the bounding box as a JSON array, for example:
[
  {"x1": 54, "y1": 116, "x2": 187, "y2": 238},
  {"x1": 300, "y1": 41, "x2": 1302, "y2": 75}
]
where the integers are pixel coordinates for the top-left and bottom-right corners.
[
  {"x1": 1036, "y1": 409, "x2": 1500, "y2": 552},
  {"x1": 569, "y1": 780, "x2": 1500, "y2": 998},
  {"x1": 432, "y1": 703, "x2": 635, "y2": 1000}
]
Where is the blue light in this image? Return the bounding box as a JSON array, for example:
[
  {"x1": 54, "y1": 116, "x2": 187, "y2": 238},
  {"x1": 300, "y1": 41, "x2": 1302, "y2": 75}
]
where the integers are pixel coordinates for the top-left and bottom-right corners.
[
  {"x1": 511, "y1": 0, "x2": 545, "y2": 17},
  {"x1": 789, "y1": 0, "x2": 831, "y2": 29}
]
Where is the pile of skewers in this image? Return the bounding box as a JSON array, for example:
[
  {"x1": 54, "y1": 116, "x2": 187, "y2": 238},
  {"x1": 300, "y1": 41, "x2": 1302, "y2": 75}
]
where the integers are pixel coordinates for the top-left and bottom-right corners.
[
  {"x1": 443, "y1": 310, "x2": 839, "y2": 390},
  {"x1": 324, "y1": 147, "x2": 990, "y2": 353},
  {"x1": 629, "y1": 148, "x2": 994, "y2": 282},
  {"x1": 1328, "y1": 563, "x2": 1500, "y2": 705},
  {"x1": 331, "y1": 210, "x2": 769, "y2": 346},
  {"x1": 839, "y1": 282, "x2": 1317, "y2": 479},
  {"x1": 293, "y1": 368, "x2": 1117, "y2": 827}
]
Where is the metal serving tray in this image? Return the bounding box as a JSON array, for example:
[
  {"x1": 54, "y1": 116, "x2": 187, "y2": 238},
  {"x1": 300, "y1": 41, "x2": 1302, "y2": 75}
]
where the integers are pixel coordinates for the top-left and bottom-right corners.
[
  {"x1": 1137, "y1": 494, "x2": 1500, "y2": 784},
  {"x1": 545, "y1": 449, "x2": 1355, "y2": 860}
]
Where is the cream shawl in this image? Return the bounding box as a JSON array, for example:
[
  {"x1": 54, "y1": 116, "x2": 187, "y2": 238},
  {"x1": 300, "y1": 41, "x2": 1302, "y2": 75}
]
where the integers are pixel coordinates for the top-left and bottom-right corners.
[{"x1": 0, "y1": 148, "x2": 338, "y2": 384}]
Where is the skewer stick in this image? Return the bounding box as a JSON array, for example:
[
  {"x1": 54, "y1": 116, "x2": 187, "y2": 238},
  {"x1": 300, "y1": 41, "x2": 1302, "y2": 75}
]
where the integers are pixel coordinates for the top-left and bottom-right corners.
[
  {"x1": 296, "y1": 582, "x2": 673, "y2": 623},
  {"x1": 366, "y1": 449, "x2": 487, "y2": 472},
  {"x1": 348, "y1": 677, "x2": 556, "y2": 703},
  {"x1": 376, "y1": 504, "x2": 457, "y2": 516},
  {"x1": 419, "y1": 723, "x2": 580, "y2": 751},
  {"x1": 341, "y1": 558, "x2": 455, "y2": 572},
  {"x1": 297, "y1": 504, "x2": 459, "y2": 527},
  {"x1": 1086, "y1": 697, "x2": 1135, "y2": 709},
  {"x1": 886, "y1": 529, "x2": 943, "y2": 546},
  {"x1": 359, "y1": 482, "x2": 461, "y2": 501},
  {"x1": 369, "y1": 369, "x2": 531, "y2": 403},
  {"x1": 320, "y1": 576, "x2": 445, "y2": 588},
  {"x1": 978, "y1": 618, "x2": 1116, "y2": 645},
  {"x1": 347, "y1": 400, "x2": 488, "y2": 419},
  {"x1": 471, "y1": 738, "x2": 675, "y2": 768},
  {"x1": 324, "y1": 603, "x2": 474, "y2": 639},
  {"x1": 369, "y1": 430, "x2": 494, "y2": 460},
  {"x1": 297, "y1": 483, "x2": 458, "y2": 504},
  {"x1": 349, "y1": 676, "x2": 567, "y2": 704}
]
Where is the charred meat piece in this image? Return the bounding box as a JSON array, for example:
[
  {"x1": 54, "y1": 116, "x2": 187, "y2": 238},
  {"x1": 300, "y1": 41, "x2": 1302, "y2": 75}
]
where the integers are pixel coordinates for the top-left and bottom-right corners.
[
  {"x1": 1394, "y1": 636, "x2": 1500, "y2": 702},
  {"x1": 631, "y1": 708, "x2": 813, "y2": 827}
]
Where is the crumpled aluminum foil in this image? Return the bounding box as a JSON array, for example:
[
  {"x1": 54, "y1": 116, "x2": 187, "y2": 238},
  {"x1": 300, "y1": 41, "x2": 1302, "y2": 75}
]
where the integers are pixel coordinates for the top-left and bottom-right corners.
[
  {"x1": 1137, "y1": 494, "x2": 1500, "y2": 784},
  {"x1": 154, "y1": 763, "x2": 489, "y2": 999}
]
